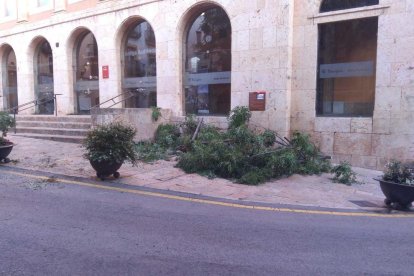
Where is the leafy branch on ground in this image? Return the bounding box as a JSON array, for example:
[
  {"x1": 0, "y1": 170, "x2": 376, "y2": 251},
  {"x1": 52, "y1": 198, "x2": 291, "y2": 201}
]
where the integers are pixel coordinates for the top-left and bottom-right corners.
[
  {"x1": 331, "y1": 161, "x2": 357, "y2": 185},
  {"x1": 137, "y1": 106, "x2": 336, "y2": 185}
]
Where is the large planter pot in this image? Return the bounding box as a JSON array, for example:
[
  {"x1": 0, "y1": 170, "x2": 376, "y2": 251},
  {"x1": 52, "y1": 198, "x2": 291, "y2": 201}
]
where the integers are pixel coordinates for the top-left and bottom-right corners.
[
  {"x1": 0, "y1": 142, "x2": 14, "y2": 163},
  {"x1": 375, "y1": 179, "x2": 414, "y2": 210},
  {"x1": 89, "y1": 159, "x2": 123, "y2": 180}
]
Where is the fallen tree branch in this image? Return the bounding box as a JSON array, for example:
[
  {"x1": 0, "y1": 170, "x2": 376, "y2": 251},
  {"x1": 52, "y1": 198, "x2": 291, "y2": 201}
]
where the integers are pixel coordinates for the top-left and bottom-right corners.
[{"x1": 191, "y1": 118, "x2": 204, "y2": 142}]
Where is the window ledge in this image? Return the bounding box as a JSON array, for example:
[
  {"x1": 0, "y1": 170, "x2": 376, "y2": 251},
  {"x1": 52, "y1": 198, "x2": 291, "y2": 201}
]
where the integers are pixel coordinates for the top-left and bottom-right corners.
[{"x1": 309, "y1": 5, "x2": 390, "y2": 23}]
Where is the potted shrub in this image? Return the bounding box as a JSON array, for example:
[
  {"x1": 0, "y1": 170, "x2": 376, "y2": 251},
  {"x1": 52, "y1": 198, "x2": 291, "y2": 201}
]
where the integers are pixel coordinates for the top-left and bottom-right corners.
[
  {"x1": 0, "y1": 111, "x2": 16, "y2": 163},
  {"x1": 83, "y1": 122, "x2": 138, "y2": 180},
  {"x1": 375, "y1": 160, "x2": 414, "y2": 210}
]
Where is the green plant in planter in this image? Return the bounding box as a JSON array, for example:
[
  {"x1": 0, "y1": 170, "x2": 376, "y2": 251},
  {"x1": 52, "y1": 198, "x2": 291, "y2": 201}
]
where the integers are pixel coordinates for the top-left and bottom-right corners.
[
  {"x1": 376, "y1": 160, "x2": 414, "y2": 210},
  {"x1": 83, "y1": 122, "x2": 138, "y2": 166},
  {"x1": 0, "y1": 111, "x2": 15, "y2": 145},
  {"x1": 383, "y1": 160, "x2": 414, "y2": 185}
]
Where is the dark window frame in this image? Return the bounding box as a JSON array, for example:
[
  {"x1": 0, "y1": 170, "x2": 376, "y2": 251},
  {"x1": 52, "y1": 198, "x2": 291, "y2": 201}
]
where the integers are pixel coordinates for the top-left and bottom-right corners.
[
  {"x1": 316, "y1": 17, "x2": 379, "y2": 117},
  {"x1": 320, "y1": 0, "x2": 379, "y2": 13}
]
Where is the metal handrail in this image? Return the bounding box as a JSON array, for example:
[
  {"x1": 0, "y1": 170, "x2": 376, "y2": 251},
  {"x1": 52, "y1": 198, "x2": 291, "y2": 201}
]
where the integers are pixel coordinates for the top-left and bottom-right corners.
[
  {"x1": 4, "y1": 93, "x2": 61, "y2": 133},
  {"x1": 89, "y1": 91, "x2": 135, "y2": 110}
]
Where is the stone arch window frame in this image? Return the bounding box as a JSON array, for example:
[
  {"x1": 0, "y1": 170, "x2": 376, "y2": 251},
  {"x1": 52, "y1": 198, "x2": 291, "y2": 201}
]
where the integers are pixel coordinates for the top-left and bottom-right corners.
[
  {"x1": 311, "y1": 1, "x2": 390, "y2": 118},
  {"x1": 119, "y1": 17, "x2": 158, "y2": 108},
  {"x1": 181, "y1": 3, "x2": 232, "y2": 116},
  {"x1": 1, "y1": 44, "x2": 18, "y2": 110}
]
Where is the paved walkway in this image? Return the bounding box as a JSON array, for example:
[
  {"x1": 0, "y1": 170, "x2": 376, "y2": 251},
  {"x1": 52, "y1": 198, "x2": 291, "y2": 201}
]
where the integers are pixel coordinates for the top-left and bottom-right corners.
[{"x1": 3, "y1": 135, "x2": 387, "y2": 210}]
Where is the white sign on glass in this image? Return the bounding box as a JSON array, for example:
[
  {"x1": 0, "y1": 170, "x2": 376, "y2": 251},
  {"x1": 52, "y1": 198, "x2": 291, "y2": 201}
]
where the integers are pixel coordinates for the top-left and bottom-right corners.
[
  {"x1": 75, "y1": 80, "x2": 99, "y2": 91},
  {"x1": 320, "y1": 61, "x2": 374, "y2": 79},
  {"x1": 123, "y1": 77, "x2": 156, "y2": 88},
  {"x1": 185, "y1": 71, "x2": 231, "y2": 86}
]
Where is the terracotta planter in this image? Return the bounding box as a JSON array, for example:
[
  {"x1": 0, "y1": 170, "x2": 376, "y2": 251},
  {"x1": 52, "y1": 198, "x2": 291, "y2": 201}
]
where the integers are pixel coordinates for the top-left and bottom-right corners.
[
  {"x1": 375, "y1": 178, "x2": 414, "y2": 210},
  {"x1": 0, "y1": 142, "x2": 14, "y2": 163},
  {"x1": 89, "y1": 159, "x2": 123, "y2": 180}
]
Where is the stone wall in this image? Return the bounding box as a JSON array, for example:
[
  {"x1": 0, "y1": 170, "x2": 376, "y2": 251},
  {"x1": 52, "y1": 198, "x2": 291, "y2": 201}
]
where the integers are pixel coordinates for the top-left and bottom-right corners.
[
  {"x1": 91, "y1": 108, "x2": 172, "y2": 141},
  {"x1": 291, "y1": 0, "x2": 414, "y2": 170}
]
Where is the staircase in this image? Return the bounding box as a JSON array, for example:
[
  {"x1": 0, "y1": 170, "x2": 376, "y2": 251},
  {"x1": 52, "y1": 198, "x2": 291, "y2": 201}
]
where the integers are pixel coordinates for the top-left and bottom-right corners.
[{"x1": 11, "y1": 115, "x2": 91, "y2": 143}]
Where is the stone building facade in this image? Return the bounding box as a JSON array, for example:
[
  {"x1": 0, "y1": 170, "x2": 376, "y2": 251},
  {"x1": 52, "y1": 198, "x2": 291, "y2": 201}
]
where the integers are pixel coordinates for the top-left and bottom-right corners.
[{"x1": 0, "y1": 0, "x2": 413, "y2": 169}]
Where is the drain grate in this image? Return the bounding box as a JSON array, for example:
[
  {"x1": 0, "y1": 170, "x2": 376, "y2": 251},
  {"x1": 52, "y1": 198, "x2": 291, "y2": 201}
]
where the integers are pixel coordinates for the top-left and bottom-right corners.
[{"x1": 349, "y1": 200, "x2": 379, "y2": 208}]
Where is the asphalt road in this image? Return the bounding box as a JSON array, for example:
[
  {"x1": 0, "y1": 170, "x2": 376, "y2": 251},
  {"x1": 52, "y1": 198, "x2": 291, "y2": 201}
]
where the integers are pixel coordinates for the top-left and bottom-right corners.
[{"x1": 1, "y1": 168, "x2": 414, "y2": 276}]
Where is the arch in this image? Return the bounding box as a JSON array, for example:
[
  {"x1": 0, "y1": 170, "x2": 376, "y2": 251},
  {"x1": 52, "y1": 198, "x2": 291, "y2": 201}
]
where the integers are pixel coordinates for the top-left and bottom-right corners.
[
  {"x1": 0, "y1": 44, "x2": 18, "y2": 110},
  {"x1": 68, "y1": 28, "x2": 99, "y2": 114},
  {"x1": 32, "y1": 37, "x2": 54, "y2": 114},
  {"x1": 181, "y1": 3, "x2": 232, "y2": 116},
  {"x1": 320, "y1": 0, "x2": 379, "y2": 13},
  {"x1": 117, "y1": 16, "x2": 157, "y2": 108}
]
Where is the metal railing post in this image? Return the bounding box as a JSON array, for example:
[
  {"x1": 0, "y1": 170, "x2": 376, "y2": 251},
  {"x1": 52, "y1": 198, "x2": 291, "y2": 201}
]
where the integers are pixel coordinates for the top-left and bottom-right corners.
[
  {"x1": 13, "y1": 109, "x2": 16, "y2": 134},
  {"x1": 54, "y1": 95, "x2": 57, "y2": 116}
]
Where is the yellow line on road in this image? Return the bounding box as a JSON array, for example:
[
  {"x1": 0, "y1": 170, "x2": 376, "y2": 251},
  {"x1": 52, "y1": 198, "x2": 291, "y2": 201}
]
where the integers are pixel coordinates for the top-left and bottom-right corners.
[{"x1": 4, "y1": 170, "x2": 414, "y2": 218}]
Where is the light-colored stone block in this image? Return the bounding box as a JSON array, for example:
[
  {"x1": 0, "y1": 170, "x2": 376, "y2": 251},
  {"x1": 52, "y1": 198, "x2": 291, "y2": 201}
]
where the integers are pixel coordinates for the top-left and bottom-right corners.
[
  {"x1": 333, "y1": 133, "x2": 372, "y2": 156},
  {"x1": 351, "y1": 118, "x2": 373, "y2": 134},
  {"x1": 319, "y1": 132, "x2": 335, "y2": 154},
  {"x1": 315, "y1": 117, "x2": 351, "y2": 133},
  {"x1": 374, "y1": 86, "x2": 402, "y2": 111},
  {"x1": 351, "y1": 155, "x2": 378, "y2": 170}
]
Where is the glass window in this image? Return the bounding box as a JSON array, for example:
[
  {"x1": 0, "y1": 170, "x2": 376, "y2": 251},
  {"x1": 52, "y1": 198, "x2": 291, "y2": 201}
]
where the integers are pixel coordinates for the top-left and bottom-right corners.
[
  {"x1": 184, "y1": 7, "x2": 231, "y2": 116},
  {"x1": 74, "y1": 32, "x2": 99, "y2": 114},
  {"x1": 0, "y1": 0, "x2": 16, "y2": 17},
  {"x1": 320, "y1": 0, "x2": 379, "y2": 13},
  {"x1": 316, "y1": 17, "x2": 378, "y2": 117},
  {"x1": 34, "y1": 40, "x2": 54, "y2": 114},
  {"x1": 122, "y1": 21, "x2": 157, "y2": 108},
  {"x1": 2, "y1": 47, "x2": 18, "y2": 110},
  {"x1": 36, "y1": 0, "x2": 50, "y2": 7}
]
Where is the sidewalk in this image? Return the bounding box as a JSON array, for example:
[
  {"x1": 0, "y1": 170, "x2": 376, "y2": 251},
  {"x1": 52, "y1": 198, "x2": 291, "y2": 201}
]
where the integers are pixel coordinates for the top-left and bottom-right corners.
[{"x1": 4, "y1": 135, "x2": 386, "y2": 210}]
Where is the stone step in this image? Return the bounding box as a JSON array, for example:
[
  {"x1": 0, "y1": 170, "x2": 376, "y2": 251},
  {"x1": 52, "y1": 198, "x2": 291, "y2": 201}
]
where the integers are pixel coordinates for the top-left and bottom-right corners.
[
  {"x1": 16, "y1": 120, "x2": 91, "y2": 129},
  {"x1": 10, "y1": 133, "x2": 85, "y2": 144},
  {"x1": 15, "y1": 127, "x2": 89, "y2": 137},
  {"x1": 14, "y1": 115, "x2": 91, "y2": 123}
]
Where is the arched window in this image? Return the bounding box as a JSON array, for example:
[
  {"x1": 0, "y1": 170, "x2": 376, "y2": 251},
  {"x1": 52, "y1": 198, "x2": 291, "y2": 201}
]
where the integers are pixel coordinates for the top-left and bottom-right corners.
[
  {"x1": 34, "y1": 40, "x2": 54, "y2": 114},
  {"x1": 2, "y1": 46, "x2": 18, "y2": 110},
  {"x1": 320, "y1": 0, "x2": 379, "y2": 13},
  {"x1": 184, "y1": 6, "x2": 231, "y2": 116},
  {"x1": 74, "y1": 31, "x2": 99, "y2": 114},
  {"x1": 122, "y1": 20, "x2": 157, "y2": 108}
]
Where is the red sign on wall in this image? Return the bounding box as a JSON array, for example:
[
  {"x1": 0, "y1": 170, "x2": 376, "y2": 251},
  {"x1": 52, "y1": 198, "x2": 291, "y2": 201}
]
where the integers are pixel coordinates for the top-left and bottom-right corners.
[{"x1": 102, "y1": 65, "x2": 109, "y2": 79}]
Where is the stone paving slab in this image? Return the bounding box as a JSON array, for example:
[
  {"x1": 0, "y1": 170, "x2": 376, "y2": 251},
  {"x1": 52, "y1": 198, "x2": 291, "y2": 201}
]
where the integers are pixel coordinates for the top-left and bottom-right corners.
[{"x1": 4, "y1": 135, "x2": 386, "y2": 210}]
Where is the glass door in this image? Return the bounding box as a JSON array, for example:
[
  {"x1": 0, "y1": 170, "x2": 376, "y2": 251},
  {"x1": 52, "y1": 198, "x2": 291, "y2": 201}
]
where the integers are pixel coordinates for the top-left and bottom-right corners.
[
  {"x1": 75, "y1": 32, "x2": 99, "y2": 114},
  {"x1": 35, "y1": 40, "x2": 54, "y2": 114}
]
